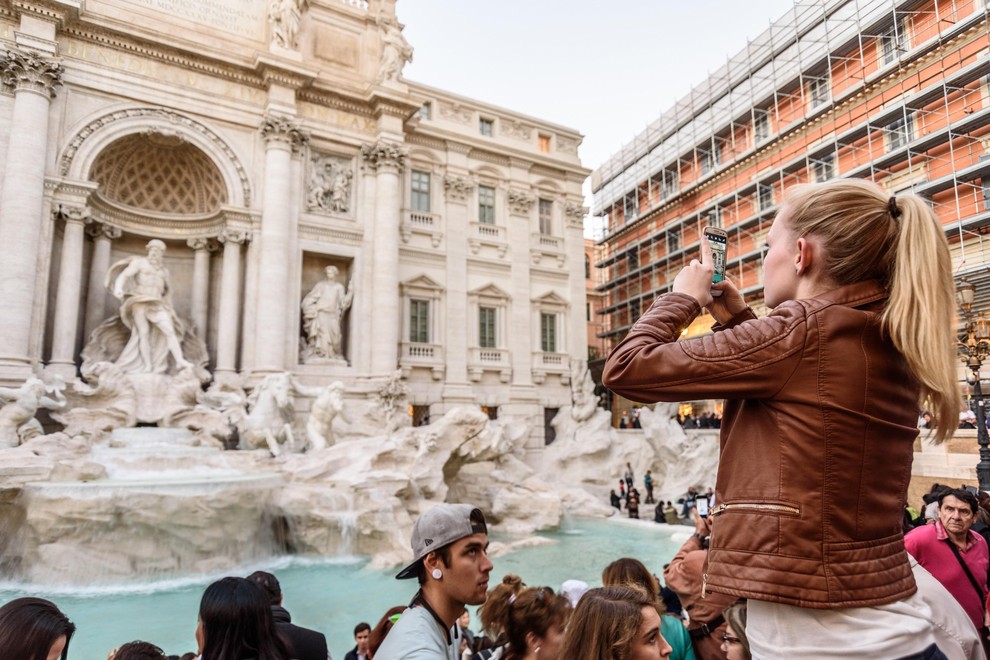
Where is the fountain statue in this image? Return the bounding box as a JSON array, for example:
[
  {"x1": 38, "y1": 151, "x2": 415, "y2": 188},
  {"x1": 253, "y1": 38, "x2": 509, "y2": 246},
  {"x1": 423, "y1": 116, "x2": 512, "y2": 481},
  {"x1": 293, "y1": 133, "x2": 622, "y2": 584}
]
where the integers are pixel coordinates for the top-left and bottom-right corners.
[{"x1": 301, "y1": 266, "x2": 353, "y2": 363}]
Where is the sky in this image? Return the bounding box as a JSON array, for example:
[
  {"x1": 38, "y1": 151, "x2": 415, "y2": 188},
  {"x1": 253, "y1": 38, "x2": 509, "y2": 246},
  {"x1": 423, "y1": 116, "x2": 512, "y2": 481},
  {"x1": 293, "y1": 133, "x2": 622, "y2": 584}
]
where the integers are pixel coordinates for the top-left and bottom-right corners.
[{"x1": 398, "y1": 0, "x2": 800, "y2": 214}]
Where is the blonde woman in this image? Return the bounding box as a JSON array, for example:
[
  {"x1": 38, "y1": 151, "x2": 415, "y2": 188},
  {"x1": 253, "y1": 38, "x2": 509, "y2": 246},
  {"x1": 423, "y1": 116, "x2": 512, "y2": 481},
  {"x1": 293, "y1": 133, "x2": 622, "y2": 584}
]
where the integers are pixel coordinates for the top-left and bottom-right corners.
[
  {"x1": 604, "y1": 179, "x2": 959, "y2": 658},
  {"x1": 559, "y1": 586, "x2": 672, "y2": 660},
  {"x1": 720, "y1": 602, "x2": 751, "y2": 660}
]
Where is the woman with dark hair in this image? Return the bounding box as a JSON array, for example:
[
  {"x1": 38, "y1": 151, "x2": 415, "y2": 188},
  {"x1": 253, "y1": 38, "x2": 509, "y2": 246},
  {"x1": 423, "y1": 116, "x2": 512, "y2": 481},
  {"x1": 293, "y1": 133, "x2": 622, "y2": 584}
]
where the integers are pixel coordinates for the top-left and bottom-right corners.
[
  {"x1": 604, "y1": 178, "x2": 961, "y2": 657},
  {"x1": 602, "y1": 558, "x2": 693, "y2": 660},
  {"x1": 196, "y1": 577, "x2": 288, "y2": 660},
  {"x1": 0, "y1": 596, "x2": 75, "y2": 660},
  {"x1": 489, "y1": 586, "x2": 570, "y2": 660},
  {"x1": 368, "y1": 605, "x2": 406, "y2": 657},
  {"x1": 560, "y1": 586, "x2": 672, "y2": 660}
]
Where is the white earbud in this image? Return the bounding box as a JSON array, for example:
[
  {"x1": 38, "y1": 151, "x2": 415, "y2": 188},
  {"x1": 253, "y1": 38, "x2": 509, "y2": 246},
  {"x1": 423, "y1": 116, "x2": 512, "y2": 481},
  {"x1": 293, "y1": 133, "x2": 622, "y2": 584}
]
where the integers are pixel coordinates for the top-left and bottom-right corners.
[{"x1": 431, "y1": 568, "x2": 443, "y2": 580}]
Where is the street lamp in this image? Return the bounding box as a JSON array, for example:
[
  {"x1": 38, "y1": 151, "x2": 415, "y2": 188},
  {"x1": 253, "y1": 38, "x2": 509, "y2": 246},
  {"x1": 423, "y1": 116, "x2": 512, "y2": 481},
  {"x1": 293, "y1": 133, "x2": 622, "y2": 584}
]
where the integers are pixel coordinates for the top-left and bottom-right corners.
[{"x1": 956, "y1": 277, "x2": 990, "y2": 491}]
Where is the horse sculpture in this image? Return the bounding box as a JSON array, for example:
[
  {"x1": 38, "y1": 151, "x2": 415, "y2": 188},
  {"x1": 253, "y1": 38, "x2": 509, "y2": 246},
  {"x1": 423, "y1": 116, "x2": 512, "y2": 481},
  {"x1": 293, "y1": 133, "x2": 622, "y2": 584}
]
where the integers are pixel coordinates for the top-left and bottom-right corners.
[{"x1": 232, "y1": 372, "x2": 297, "y2": 456}]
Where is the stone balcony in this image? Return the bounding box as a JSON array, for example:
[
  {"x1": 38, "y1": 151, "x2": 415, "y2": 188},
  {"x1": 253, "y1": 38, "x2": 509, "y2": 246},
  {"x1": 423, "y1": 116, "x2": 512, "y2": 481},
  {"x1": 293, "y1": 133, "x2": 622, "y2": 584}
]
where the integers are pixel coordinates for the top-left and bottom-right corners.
[
  {"x1": 531, "y1": 351, "x2": 570, "y2": 384},
  {"x1": 530, "y1": 233, "x2": 566, "y2": 267},
  {"x1": 399, "y1": 341, "x2": 445, "y2": 380},
  {"x1": 468, "y1": 221, "x2": 507, "y2": 257},
  {"x1": 468, "y1": 347, "x2": 512, "y2": 383},
  {"x1": 400, "y1": 210, "x2": 442, "y2": 248}
]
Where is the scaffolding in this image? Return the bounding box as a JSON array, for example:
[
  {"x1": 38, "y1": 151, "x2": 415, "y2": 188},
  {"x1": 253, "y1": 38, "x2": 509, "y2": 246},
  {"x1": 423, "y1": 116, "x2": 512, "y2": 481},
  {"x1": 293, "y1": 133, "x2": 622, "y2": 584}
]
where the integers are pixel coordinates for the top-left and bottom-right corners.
[{"x1": 591, "y1": 0, "x2": 990, "y2": 344}]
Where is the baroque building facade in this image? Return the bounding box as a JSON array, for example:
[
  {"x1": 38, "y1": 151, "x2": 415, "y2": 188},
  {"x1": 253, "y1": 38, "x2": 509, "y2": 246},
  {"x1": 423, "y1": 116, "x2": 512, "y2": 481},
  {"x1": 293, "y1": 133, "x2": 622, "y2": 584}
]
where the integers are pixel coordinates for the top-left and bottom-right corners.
[
  {"x1": 591, "y1": 0, "x2": 990, "y2": 481},
  {"x1": 0, "y1": 0, "x2": 589, "y2": 454}
]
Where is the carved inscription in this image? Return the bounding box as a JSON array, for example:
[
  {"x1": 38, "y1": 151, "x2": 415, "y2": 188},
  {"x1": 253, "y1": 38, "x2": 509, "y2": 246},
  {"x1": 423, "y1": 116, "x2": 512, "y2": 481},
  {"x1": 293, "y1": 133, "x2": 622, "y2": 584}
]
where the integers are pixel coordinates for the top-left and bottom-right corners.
[{"x1": 119, "y1": 0, "x2": 266, "y2": 39}]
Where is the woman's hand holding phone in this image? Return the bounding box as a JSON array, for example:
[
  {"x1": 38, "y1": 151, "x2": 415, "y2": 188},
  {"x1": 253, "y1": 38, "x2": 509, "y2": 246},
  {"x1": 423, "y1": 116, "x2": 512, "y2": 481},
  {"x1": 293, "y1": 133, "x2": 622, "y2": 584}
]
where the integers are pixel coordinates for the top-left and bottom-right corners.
[{"x1": 707, "y1": 279, "x2": 747, "y2": 325}]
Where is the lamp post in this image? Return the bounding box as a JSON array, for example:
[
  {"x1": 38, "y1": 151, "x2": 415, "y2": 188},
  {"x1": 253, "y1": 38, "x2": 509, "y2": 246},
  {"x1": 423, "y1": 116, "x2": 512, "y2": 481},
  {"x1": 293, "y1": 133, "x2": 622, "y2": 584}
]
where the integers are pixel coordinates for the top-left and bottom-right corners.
[{"x1": 956, "y1": 277, "x2": 990, "y2": 492}]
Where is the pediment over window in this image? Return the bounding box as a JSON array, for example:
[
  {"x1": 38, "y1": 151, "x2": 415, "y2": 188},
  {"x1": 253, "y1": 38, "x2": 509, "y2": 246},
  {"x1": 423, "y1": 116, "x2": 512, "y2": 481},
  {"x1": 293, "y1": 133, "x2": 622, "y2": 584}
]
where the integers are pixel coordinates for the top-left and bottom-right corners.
[
  {"x1": 469, "y1": 283, "x2": 510, "y2": 301},
  {"x1": 401, "y1": 274, "x2": 445, "y2": 297},
  {"x1": 531, "y1": 290, "x2": 568, "y2": 308}
]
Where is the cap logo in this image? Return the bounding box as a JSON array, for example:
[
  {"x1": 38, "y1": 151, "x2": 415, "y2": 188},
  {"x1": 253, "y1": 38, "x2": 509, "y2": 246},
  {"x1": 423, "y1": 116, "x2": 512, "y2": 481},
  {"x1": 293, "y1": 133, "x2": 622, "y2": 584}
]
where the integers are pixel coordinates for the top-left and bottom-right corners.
[{"x1": 424, "y1": 538, "x2": 433, "y2": 546}]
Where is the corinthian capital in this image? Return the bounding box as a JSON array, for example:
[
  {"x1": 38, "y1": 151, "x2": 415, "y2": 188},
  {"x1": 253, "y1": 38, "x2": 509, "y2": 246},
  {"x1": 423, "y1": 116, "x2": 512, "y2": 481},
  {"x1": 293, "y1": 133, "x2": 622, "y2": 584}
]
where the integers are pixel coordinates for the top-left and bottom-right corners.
[
  {"x1": 360, "y1": 140, "x2": 407, "y2": 172},
  {"x1": 443, "y1": 175, "x2": 474, "y2": 202},
  {"x1": 0, "y1": 50, "x2": 62, "y2": 97},
  {"x1": 218, "y1": 227, "x2": 250, "y2": 244},
  {"x1": 259, "y1": 115, "x2": 310, "y2": 152},
  {"x1": 507, "y1": 188, "x2": 535, "y2": 216}
]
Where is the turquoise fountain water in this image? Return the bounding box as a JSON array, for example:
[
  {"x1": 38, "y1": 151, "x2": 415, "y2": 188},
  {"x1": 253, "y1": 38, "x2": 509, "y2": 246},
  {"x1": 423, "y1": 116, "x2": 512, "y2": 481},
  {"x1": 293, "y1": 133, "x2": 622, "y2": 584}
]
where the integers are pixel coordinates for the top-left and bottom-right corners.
[{"x1": 0, "y1": 517, "x2": 689, "y2": 659}]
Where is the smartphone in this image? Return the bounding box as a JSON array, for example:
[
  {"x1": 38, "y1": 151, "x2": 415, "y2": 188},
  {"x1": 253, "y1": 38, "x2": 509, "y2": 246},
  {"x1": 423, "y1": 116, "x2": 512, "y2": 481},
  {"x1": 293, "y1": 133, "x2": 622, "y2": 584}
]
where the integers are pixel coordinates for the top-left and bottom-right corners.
[
  {"x1": 703, "y1": 226, "x2": 728, "y2": 297},
  {"x1": 696, "y1": 497, "x2": 710, "y2": 518}
]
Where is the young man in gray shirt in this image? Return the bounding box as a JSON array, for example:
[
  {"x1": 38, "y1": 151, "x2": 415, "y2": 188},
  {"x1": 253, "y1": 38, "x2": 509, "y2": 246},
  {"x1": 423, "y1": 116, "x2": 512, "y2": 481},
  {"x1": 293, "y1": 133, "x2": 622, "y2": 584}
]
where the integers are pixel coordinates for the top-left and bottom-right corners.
[{"x1": 375, "y1": 504, "x2": 492, "y2": 660}]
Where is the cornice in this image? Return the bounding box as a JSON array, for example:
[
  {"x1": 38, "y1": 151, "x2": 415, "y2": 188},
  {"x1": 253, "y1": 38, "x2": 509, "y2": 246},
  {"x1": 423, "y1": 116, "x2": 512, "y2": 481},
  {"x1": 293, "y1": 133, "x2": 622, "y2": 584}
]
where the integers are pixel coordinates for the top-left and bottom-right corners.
[
  {"x1": 253, "y1": 53, "x2": 319, "y2": 90},
  {"x1": 297, "y1": 88, "x2": 375, "y2": 118},
  {"x1": 11, "y1": 0, "x2": 79, "y2": 27}
]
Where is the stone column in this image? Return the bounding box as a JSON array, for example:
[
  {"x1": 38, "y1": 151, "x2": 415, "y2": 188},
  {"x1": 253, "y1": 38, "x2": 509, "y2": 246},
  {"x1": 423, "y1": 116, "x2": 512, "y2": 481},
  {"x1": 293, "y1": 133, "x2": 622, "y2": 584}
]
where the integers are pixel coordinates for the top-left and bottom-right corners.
[
  {"x1": 254, "y1": 116, "x2": 308, "y2": 373},
  {"x1": 84, "y1": 223, "x2": 122, "y2": 340},
  {"x1": 442, "y1": 173, "x2": 474, "y2": 402},
  {"x1": 48, "y1": 205, "x2": 90, "y2": 378},
  {"x1": 361, "y1": 140, "x2": 406, "y2": 374},
  {"x1": 187, "y1": 238, "x2": 215, "y2": 340},
  {"x1": 0, "y1": 50, "x2": 62, "y2": 377},
  {"x1": 215, "y1": 228, "x2": 249, "y2": 378}
]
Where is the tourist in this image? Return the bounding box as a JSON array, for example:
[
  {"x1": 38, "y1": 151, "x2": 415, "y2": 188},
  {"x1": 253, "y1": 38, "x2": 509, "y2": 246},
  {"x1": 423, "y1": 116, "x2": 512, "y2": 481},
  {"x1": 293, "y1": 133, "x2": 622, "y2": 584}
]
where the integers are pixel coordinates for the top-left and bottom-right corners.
[
  {"x1": 603, "y1": 179, "x2": 960, "y2": 657},
  {"x1": 376, "y1": 504, "x2": 492, "y2": 660},
  {"x1": 610, "y1": 489, "x2": 622, "y2": 509},
  {"x1": 475, "y1": 574, "x2": 526, "y2": 658},
  {"x1": 457, "y1": 609, "x2": 476, "y2": 653},
  {"x1": 624, "y1": 462, "x2": 635, "y2": 491},
  {"x1": 627, "y1": 488, "x2": 641, "y2": 519},
  {"x1": 247, "y1": 570, "x2": 329, "y2": 660},
  {"x1": 602, "y1": 558, "x2": 693, "y2": 660},
  {"x1": 720, "y1": 602, "x2": 750, "y2": 660},
  {"x1": 196, "y1": 577, "x2": 289, "y2": 660},
  {"x1": 0, "y1": 596, "x2": 75, "y2": 660},
  {"x1": 663, "y1": 509, "x2": 735, "y2": 660},
  {"x1": 559, "y1": 585, "x2": 672, "y2": 659},
  {"x1": 368, "y1": 606, "x2": 405, "y2": 657},
  {"x1": 904, "y1": 488, "x2": 989, "y2": 632},
  {"x1": 663, "y1": 501, "x2": 680, "y2": 526},
  {"x1": 109, "y1": 641, "x2": 167, "y2": 659},
  {"x1": 494, "y1": 586, "x2": 570, "y2": 660},
  {"x1": 343, "y1": 621, "x2": 371, "y2": 660},
  {"x1": 560, "y1": 579, "x2": 589, "y2": 608},
  {"x1": 644, "y1": 469, "x2": 655, "y2": 504}
]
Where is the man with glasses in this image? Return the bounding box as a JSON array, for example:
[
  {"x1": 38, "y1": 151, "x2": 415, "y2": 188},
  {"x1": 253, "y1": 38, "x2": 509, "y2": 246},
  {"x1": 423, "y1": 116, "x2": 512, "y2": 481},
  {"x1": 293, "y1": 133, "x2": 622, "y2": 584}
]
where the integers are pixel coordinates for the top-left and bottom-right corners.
[{"x1": 376, "y1": 504, "x2": 493, "y2": 660}]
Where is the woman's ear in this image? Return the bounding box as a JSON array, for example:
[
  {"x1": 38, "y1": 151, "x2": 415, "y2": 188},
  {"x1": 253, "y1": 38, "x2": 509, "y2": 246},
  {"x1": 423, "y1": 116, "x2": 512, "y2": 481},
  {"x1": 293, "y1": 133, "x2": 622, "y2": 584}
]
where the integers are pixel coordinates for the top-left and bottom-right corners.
[
  {"x1": 525, "y1": 630, "x2": 540, "y2": 652},
  {"x1": 794, "y1": 236, "x2": 815, "y2": 276}
]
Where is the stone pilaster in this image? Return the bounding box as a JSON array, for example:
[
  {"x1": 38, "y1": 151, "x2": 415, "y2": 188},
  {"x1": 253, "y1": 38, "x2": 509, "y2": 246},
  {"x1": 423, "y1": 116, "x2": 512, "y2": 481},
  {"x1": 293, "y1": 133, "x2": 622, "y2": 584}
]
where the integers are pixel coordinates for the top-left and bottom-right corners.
[
  {"x1": 216, "y1": 228, "x2": 249, "y2": 377},
  {"x1": 442, "y1": 174, "x2": 474, "y2": 401},
  {"x1": 187, "y1": 238, "x2": 216, "y2": 340},
  {"x1": 48, "y1": 204, "x2": 90, "y2": 378},
  {"x1": 84, "y1": 223, "x2": 121, "y2": 340},
  {"x1": 361, "y1": 139, "x2": 407, "y2": 375},
  {"x1": 254, "y1": 116, "x2": 308, "y2": 373},
  {"x1": 0, "y1": 49, "x2": 62, "y2": 377}
]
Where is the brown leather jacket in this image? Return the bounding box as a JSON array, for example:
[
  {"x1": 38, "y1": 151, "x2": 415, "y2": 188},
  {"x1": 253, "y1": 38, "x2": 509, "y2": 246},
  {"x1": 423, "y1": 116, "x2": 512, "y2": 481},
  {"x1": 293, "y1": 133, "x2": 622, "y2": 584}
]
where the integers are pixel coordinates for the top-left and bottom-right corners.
[{"x1": 603, "y1": 281, "x2": 919, "y2": 608}]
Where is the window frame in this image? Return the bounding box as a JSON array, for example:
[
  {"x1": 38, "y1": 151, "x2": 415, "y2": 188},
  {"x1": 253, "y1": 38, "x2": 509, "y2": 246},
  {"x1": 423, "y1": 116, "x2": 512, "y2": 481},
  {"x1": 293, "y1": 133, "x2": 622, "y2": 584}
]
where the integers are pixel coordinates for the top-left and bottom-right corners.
[
  {"x1": 409, "y1": 298, "x2": 431, "y2": 344},
  {"x1": 478, "y1": 305, "x2": 497, "y2": 349},
  {"x1": 479, "y1": 117, "x2": 494, "y2": 137},
  {"x1": 410, "y1": 169, "x2": 431, "y2": 213},
  {"x1": 540, "y1": 312, "x2": 557, "y2": 353},
  {"x1": 478, "y1": 184, "x2": 496, "y2": 224}
]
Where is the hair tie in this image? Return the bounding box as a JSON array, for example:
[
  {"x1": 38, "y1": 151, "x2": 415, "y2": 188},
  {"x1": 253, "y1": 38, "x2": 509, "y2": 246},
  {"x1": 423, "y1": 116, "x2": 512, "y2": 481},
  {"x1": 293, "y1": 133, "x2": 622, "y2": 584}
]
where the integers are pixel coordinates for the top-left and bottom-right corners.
[
  {"x1": 508, "y1": 594, "x2": 517, "y2": 604},
  {"x1": 887, "y1": 195, "x2": 901, "y2": 219}
]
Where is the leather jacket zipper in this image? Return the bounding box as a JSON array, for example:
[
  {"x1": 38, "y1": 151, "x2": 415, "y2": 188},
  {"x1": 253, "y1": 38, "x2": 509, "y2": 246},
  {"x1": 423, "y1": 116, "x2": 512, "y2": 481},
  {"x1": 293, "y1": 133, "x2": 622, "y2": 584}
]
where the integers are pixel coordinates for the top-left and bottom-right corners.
[{"x1": 702, "y1": 501, "x2": 800, "y2": 597}]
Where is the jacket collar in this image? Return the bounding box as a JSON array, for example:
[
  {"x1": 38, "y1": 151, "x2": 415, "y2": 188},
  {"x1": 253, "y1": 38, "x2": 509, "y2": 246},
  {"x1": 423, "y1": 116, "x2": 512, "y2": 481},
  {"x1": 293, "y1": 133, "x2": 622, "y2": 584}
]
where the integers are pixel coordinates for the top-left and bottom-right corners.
[
  {"x1": 807, "y1": 280, "x2": 887, "y2": 310},
  {"x1": 271, "y1": 605, "x2": 291, "y2": 624},
  {"x1": 935, "y1": 519, "x2": 980, "y2": 551}
]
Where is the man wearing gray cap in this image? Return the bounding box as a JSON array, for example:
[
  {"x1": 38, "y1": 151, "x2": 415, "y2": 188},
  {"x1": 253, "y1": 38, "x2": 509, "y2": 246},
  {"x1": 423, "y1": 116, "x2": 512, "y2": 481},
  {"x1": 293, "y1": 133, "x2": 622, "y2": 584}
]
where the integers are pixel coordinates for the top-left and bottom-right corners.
[{"x1": 375, "y1": 503, "x2": 492, "y2": 660}]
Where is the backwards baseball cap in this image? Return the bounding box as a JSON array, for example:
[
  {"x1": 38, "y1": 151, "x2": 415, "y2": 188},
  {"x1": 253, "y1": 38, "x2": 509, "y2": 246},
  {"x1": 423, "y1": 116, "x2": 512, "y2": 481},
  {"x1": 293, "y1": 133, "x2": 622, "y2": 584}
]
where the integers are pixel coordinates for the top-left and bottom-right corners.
[{"x1": 395, "y1": 504, "x2": 488, "y2": 580}]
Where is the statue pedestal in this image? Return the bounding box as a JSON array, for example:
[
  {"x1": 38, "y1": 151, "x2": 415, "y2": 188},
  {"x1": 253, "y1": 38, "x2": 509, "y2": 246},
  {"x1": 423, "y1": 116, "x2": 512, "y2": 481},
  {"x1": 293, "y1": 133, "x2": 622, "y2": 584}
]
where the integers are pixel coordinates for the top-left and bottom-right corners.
[{"x1": 127, "y1": 373, "x2": 172, "y2": 424}]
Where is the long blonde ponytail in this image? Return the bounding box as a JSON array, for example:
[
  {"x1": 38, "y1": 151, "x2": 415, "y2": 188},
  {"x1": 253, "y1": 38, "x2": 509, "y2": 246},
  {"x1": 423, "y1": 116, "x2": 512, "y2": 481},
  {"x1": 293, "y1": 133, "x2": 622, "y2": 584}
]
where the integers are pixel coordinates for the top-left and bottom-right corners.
[
  {"x1": 884, "y1": 193, "x2": 959, "y2": 444},
  {"x1": 784, "y1": 179, "x2": 960, "y2": 443}
]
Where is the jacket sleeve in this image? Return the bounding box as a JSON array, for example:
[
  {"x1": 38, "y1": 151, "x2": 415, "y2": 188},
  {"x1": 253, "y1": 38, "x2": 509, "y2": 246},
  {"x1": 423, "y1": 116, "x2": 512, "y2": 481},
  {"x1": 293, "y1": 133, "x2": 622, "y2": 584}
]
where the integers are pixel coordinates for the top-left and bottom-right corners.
[{"x1": 602, "y1": 292, "x2": 807, "y2": 403}]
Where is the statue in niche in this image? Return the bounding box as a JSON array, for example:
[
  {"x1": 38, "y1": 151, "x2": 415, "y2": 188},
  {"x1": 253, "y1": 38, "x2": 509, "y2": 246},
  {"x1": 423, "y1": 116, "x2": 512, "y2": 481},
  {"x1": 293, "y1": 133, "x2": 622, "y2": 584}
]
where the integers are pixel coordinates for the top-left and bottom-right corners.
[
  {"x1": 0, "y1": 378, "x2": 65, "y2": 448},
  {"x1": 105, "y1": 239, "x2": 193, "y2": 375},
  {"x1": 269, "y1": 0, "x2": 307, "y2": 50},
  {"x1": 377, "y1": 15, "x2": 413, "y2": 83},
  {"x1": 301, "y1": 266, "x2": 354, "y2": 362},
  {"x1": 306, "y1": 155, "x2": 353, "y2": 214}
]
